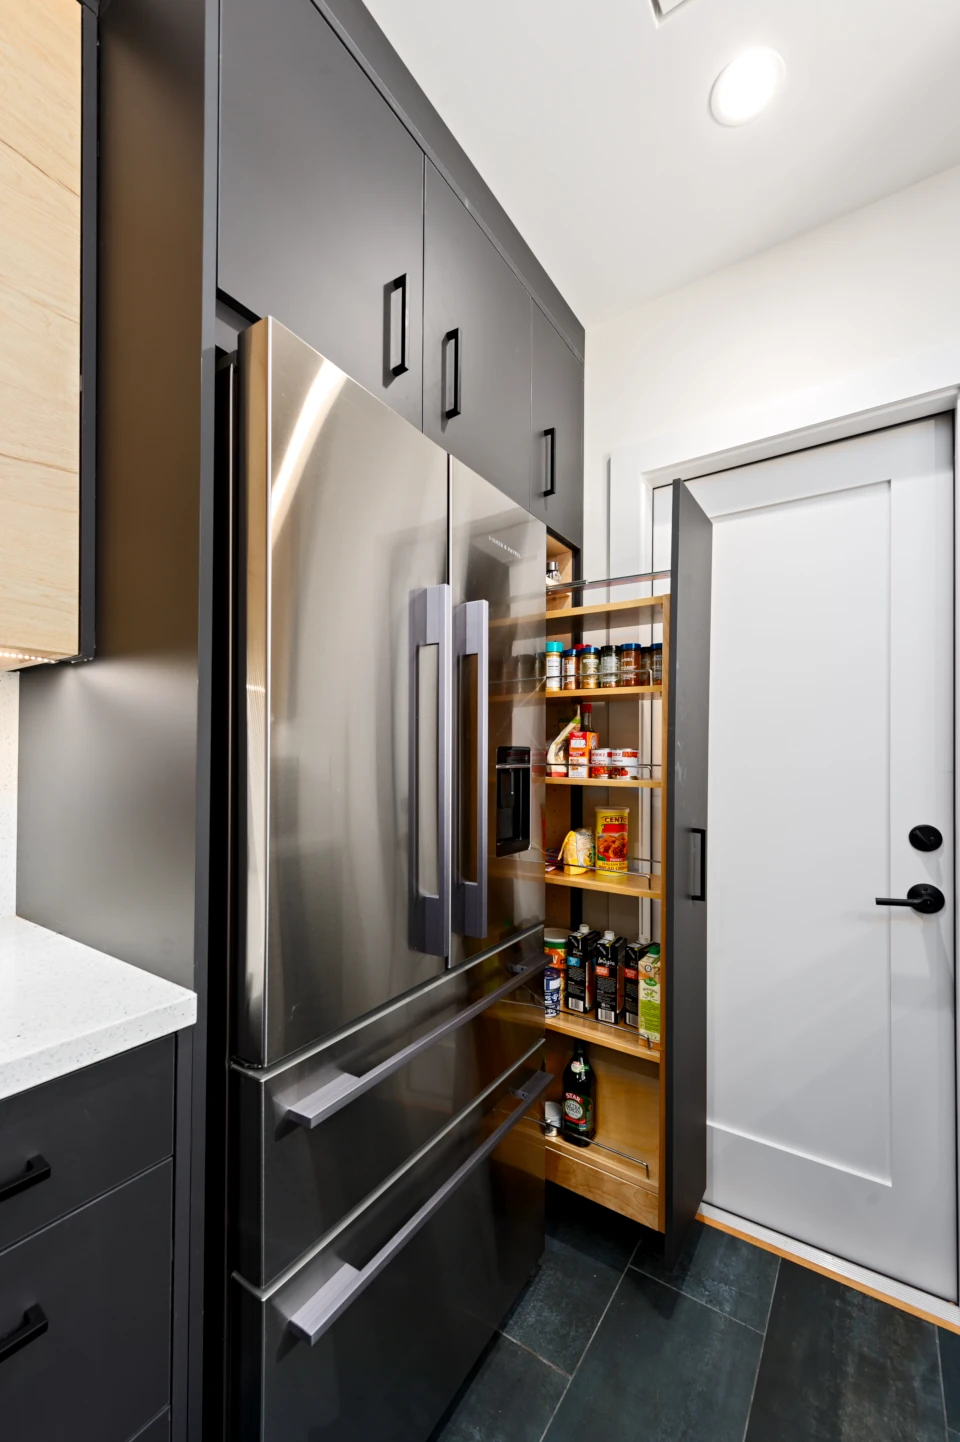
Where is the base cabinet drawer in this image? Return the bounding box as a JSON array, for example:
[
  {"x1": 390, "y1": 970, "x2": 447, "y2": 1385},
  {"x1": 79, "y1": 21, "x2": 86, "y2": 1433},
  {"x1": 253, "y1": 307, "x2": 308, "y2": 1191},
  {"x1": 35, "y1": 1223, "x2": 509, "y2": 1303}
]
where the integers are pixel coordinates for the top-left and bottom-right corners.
[
  {"x1": 0, "y1": 1162, "x2": 172, "y2": 1442},
  {"x1": 0, "y1": 1038, "x2": 174, "y2": 1254}
]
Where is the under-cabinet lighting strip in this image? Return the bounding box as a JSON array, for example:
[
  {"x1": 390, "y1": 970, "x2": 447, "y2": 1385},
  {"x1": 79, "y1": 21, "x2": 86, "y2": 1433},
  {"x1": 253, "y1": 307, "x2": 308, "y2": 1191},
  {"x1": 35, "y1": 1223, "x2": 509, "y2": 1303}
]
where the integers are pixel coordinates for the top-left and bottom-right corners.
[{"x1": 0, "y1": 650, "x2": 56, "y2": 665}]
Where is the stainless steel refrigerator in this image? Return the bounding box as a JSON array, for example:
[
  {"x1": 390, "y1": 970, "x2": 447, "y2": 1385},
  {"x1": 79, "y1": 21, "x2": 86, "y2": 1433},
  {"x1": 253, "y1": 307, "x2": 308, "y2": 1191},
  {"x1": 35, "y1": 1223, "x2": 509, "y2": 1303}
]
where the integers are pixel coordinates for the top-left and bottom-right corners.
[{"x1": 228, "y1": 318, "x2": 549, "y2": 1441}]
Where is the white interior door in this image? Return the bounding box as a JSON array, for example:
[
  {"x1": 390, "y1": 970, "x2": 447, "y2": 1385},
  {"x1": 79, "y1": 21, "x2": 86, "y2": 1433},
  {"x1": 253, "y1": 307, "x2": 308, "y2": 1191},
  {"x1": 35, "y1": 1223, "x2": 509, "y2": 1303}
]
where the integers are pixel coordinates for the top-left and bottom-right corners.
[{"x1": 686, "y1": 416, "x2": 956, "y2": 1300}]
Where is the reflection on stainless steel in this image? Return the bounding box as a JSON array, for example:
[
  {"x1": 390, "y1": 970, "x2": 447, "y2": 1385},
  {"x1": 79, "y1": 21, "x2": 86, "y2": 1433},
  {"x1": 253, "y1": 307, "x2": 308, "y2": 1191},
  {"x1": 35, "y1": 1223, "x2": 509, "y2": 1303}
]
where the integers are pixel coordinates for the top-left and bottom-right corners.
[{"x1": 238, "y1": 318, "x2": 448, "y2": 1067}]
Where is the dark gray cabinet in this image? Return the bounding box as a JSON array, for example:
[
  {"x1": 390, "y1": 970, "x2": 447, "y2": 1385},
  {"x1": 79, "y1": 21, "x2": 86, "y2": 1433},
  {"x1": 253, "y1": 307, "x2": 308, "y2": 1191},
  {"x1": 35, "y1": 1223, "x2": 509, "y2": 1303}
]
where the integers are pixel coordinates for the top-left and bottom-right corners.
[
  {"x1": 0, "y1": 1040, "x2": 178, "y2": 1442},
  {"x1": 423, "y1": 162, "x2": 532, "y2": 506},
  {"x1": 0, "y1": 1162, "x2": 173, "y2": 1442},
  {"x1": 530, "y1": 302, "x2": 583, "y2": 547},
  {"x1": 219, "y1": 0, "x2": 425, "y2": 427},
  {"x1": 0, "y1": 1038, "x2": 174, "y2": 1255}
]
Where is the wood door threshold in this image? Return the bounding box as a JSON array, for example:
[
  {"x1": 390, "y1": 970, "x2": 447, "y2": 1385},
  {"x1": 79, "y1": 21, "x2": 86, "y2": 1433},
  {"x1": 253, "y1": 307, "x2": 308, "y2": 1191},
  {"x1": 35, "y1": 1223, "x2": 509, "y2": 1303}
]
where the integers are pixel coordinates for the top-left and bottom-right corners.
[{"x1": 697, "y1": 1206, "x2": 960, "y2": 1335}]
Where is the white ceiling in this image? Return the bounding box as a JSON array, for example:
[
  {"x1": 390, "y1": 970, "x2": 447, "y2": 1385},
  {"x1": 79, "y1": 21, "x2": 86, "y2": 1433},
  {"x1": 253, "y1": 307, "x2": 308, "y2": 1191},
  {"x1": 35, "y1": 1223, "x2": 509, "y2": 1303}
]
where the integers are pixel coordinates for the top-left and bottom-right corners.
[{"x1": 363, "y1": 0, "x2": 960, "y2": 326}]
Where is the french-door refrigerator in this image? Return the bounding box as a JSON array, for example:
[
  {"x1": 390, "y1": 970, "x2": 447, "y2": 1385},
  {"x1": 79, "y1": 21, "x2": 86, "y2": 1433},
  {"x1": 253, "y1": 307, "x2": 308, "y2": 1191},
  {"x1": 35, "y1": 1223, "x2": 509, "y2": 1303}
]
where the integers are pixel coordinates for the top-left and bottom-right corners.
[{"x1": 227, "y1": 318, "x2": 549, "y2": 1441}]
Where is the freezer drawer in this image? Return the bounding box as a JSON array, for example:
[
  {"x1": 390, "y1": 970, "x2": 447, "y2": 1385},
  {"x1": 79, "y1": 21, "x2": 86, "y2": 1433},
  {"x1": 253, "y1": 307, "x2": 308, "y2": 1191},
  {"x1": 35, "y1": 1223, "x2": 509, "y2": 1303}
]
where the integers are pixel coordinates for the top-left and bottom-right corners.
[
  {"x1": 232, "y1": 1064, "x2": 548, "y2": 1442},
  {"x1": 234, "y1": 940, "x2": 547, "y2": 1286}
]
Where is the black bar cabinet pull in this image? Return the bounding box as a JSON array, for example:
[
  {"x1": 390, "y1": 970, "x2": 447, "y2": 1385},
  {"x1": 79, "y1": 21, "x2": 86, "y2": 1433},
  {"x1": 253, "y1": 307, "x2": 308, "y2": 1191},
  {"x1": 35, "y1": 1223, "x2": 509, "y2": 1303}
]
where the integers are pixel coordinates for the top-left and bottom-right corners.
[
  {"x1": 543, "y1": 427, "x2": 556, "y2": 497},
  {"x1": 390, "y1": 274, "x2": 408, "y2": 377},
  {"x1": 0, "y1": 1155, "x2": 51, "y2": 1204},
  {"x1": 0, "y1": 1306, "x2": 48, "y2": 1365},
  {"x1": 875, "y1": 884, "x2": 945, "y2": 915},
  {"x1": 443, "y1": 328, "x2": 461, "y2": 419},
  {"x1": 691, "y1": 827, "x2": 706, "y2": 902}
]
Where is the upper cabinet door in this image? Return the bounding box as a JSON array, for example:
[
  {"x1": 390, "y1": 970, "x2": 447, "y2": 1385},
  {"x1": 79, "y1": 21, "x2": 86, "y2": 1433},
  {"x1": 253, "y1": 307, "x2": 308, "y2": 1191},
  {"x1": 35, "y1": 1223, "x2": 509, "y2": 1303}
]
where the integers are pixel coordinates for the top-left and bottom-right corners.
[
  {"x1": 530, "y1": 302, "x2": 583, "y2": 547},
  {"x1": 0, "y1": 0, "x2": 81, "y2": 669},
  {"x1": 423, "y1": 163, "x2": 532, "y2": 506},
  {"x1": 219, "y1": 0, "x2": 424, "y2": 428}
]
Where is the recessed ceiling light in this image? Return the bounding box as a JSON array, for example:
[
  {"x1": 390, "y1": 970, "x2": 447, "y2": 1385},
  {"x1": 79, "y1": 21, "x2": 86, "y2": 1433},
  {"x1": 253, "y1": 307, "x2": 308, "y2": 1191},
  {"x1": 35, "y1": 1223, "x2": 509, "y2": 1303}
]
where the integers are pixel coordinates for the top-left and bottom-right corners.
[{"x1": 710, "y1": 48, "x2": 785, "y2": 127}]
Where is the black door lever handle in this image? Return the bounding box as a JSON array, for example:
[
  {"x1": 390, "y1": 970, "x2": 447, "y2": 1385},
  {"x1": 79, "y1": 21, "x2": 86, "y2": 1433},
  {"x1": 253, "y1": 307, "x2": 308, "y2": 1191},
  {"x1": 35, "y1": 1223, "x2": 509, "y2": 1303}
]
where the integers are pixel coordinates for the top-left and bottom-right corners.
[{"x1": 875, "y1": 884, "x2": 945, "y2": 915}]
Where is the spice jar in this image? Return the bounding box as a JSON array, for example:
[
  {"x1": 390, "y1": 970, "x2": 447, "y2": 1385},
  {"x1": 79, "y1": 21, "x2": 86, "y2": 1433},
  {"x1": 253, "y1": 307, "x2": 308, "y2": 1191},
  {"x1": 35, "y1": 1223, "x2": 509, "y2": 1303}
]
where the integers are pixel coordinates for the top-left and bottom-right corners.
[
  {"x1": 651, "y1": 642, "x2": 663, "y2": 685},
  {"x1": 562, "y1": 648, "x2": 579, "y2": 690},
  {"x1": 599, "y1": 645, "x2": 619, "y2": 688},
  {"x1": 618, "y1": 643, "x2": 643, "y2": 687},
  {"x1": 545, "y1": 641, "x2": 563, "y2": 692},
  {"x1": 579, "y1": 645, "x2": 600, "y2": 689}
]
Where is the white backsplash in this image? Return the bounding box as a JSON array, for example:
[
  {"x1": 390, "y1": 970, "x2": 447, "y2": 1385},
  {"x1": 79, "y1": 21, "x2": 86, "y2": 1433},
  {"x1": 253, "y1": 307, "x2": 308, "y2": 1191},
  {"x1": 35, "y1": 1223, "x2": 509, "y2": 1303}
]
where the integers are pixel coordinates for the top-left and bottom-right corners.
[{"x1": 0, "y1": 675, "x2": 17, "y2": 916}]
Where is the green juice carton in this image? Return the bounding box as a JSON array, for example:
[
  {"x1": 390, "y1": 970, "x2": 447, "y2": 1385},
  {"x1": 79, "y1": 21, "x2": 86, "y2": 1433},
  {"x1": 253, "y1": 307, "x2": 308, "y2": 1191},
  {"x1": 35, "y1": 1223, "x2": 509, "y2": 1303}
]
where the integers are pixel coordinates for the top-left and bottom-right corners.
[{"x1": 638, "y1": 943, "x2": 661, "y2": 1045}]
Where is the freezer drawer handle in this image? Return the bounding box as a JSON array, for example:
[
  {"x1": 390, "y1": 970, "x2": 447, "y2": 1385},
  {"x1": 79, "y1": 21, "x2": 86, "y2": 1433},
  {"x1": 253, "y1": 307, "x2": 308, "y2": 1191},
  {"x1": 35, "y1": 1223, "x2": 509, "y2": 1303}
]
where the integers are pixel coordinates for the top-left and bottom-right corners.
[
  {"x1": 454, "y1": 599, "x2": 489, "y2": 939},
  {"x1": 281, "y1": 1069, "x2": 551, "y2": 1346},
  {"x1": 279, "y1": 954, "x2": 549, "y2": 1130}
]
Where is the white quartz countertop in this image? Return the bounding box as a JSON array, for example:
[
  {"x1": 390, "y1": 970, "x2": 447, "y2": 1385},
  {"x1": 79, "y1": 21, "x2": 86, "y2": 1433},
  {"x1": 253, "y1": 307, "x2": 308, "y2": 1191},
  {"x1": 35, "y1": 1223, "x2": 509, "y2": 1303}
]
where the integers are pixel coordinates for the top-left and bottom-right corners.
[{"x1": 0, "y1": 915, "x2": 197, "y2": 1101}]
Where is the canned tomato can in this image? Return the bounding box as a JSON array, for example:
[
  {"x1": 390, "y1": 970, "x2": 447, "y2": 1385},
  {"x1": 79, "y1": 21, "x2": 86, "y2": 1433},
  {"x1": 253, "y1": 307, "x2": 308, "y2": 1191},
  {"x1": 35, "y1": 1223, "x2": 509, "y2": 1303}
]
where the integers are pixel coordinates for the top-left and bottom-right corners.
[{"x1": 595, "y1": 807, "x2": 629, "y2": 873}]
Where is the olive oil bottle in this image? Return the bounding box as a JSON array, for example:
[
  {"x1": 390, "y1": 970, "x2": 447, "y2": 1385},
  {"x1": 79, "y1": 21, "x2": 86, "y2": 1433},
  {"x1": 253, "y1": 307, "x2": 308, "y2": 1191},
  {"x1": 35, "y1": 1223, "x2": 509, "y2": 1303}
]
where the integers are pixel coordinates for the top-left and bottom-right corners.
[{"x1": 561, "y1": 1040, "x2": 596, "y2": 1147}]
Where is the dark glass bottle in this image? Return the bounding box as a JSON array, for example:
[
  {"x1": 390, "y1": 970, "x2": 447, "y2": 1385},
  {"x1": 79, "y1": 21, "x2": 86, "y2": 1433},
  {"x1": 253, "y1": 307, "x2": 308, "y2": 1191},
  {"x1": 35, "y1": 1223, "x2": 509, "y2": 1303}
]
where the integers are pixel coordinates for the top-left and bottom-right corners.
[{"x1": 561, "y1": 1041, "x2": 597, "y2": 1148}]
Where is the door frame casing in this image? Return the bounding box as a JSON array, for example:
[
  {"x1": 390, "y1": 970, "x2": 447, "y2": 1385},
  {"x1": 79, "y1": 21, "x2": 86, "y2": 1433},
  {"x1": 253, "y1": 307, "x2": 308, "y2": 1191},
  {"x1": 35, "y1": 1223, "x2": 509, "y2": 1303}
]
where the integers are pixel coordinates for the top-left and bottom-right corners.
[{"x1": 605, "y1": 380, "x2": 960, "y2": 1310}]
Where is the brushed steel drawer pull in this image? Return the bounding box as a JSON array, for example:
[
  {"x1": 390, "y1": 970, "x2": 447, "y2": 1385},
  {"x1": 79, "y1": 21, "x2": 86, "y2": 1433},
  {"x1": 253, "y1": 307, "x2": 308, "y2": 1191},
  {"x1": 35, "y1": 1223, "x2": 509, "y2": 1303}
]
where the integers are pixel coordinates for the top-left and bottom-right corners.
[
  {"x1": 278, "y1": 955, "x2": 549, "y2": 1131},
  {"x1": 0, "y1": 1155, "x2": 51, "y2": 1204},
  {"x1": 281, "y1": 1069, "x2": 551, "y2": 1346}
]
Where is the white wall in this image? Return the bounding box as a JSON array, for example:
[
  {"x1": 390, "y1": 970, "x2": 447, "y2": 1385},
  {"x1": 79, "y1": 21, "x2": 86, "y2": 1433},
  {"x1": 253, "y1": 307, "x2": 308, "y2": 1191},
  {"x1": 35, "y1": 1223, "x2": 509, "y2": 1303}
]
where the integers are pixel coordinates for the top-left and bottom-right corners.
[
  {"x1": 584, "y1": 163, "x2": 960, "y2": 575},
  {"x1": 0, "y1": 675, "x2": 17, "y2": 916}
]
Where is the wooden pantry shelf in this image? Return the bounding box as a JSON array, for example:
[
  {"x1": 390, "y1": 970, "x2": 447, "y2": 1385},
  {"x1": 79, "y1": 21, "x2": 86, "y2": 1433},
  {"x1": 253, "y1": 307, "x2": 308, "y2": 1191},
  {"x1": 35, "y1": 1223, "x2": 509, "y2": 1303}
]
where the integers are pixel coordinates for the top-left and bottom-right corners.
[
  {"x1": 546, "y1": 776, "x2": 661, "y2": 789},
  {"x1": 545, "y1": 595, "x2": 669, "y2": 625},
  {"x1": 546, "y1": 686, "x2": 662, "y2": 699},
  {"x1": 545, "y1": 869, "x2": 661, "y2": 900},
  {"x1": 546, "y1": 1010, "x2": 661, "y2": 1064},
  {"x1": 544, "y1": 1134, "x2": 659, "y2": 1228}
]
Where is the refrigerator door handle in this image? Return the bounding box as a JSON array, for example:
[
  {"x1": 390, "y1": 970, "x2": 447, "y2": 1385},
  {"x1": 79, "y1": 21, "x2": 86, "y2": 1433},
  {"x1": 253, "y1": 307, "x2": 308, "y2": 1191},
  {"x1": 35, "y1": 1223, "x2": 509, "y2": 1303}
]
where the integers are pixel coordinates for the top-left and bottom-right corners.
[
  {"x1": 411, "y1": 585, "x2": 452, "y2": 958},
  {"x1": 453, "y1": 599, "x2": 489, "y2": 938},
  {"x1": 279, "y1": 1069, "x2": 551, "y2": 1346},
  {"x1": 277, "y1": 953, "x2": 549, "y2": 1130}
]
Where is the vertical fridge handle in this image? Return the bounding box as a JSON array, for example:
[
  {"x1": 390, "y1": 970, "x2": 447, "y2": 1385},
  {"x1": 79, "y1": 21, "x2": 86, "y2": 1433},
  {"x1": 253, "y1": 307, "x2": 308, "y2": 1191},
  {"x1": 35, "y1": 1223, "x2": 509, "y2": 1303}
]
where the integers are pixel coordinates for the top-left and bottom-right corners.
[
  {"x1": 454, "y1": 599, "x2": 489, "y2": 939},
  {"x1": 411, "y1": 585, "x2": 452, "y2": 957}
]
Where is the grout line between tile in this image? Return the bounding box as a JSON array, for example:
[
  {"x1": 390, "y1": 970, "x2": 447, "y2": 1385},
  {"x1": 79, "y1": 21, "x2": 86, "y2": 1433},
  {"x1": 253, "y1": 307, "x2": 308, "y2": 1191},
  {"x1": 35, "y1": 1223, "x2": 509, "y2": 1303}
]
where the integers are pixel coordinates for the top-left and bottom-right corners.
[
  {"x1": 627, "y1": 1260, "x2": 766, "y2": 1335},
  {"x1": 740, "y1": 1255, "x2": 780, "y2": 1442},
  {"x1": 537, "y1": 1236, "x2": 642, "y2": 1442},
  {"x1": 497, "y1": 1327, "x2": 571, "y2": 1379}
]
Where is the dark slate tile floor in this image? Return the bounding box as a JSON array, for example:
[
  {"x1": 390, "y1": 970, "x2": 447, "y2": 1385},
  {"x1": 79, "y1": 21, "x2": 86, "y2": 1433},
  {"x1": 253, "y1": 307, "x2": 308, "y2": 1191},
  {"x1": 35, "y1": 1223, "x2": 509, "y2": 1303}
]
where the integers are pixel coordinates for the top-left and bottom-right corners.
[{"x1": 431, "y1": 1182, "x2": 960, "y2": 1442}]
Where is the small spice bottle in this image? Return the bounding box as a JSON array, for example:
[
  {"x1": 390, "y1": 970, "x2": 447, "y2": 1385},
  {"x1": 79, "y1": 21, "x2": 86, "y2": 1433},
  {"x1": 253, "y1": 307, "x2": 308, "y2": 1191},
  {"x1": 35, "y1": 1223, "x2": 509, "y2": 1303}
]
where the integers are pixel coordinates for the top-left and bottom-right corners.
[
  {"x1": 562, "y1": 648, "x2": 579, "y2": 690},
  {"x1": 599, "y1": 645, "x2": 619, "y2": 688},
  {"x1": 545, "y1": 641, "x2": 563, "y2": 692},
  {"x1": 651, "y1": 642, "x2": 663, "y2": 685},
  {"x1": 578, "y1": 645, "x2": 600, "y2": 689},
  {"x1": 618, "y1": 643, "x2": 642, "y2": 687}
]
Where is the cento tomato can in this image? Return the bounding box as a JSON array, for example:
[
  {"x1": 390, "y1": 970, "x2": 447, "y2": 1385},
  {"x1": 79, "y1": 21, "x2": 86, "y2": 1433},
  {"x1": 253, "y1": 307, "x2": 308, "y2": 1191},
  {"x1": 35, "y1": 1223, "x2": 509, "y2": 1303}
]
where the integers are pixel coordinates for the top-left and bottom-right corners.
[{"x1": 595, "y1": 808, "x2": 629, "y2": 873}]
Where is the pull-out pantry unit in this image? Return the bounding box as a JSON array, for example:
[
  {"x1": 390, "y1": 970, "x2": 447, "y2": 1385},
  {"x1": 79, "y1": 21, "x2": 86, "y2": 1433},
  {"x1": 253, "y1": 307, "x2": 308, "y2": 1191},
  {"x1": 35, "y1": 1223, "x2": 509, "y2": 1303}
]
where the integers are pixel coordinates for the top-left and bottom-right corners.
[{"x1": 539, "y1": 484, "x2": 712, "y2": 1265}]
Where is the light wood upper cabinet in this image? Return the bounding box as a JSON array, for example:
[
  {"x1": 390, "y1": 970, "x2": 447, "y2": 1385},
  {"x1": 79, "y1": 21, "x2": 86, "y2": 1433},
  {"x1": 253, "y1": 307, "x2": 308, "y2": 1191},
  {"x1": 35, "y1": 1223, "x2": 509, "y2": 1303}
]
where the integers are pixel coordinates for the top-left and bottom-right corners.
[{"x1": 0, "y1": 0, "x2": 81, "y2": 669}]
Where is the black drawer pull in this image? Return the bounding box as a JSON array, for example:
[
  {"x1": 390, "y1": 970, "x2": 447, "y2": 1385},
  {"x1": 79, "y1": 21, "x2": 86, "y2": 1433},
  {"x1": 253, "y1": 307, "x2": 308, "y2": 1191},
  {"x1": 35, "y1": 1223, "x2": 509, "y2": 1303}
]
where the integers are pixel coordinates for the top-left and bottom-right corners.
[
  {"x1": 443, "y1": 327, "x2": 461, "y2": 419},
  {"x1": 0, "y1": 1306, "x2": 48, "y2": 1365},
  {"x1": 543, "y1": 427, "x2": 557, "y2": 497},
  {"x1": 0, "y1": 1155, "x2": 51, "y2": 1204},
  {"x1": 389, "y1": 273, "x2": 409, "y2": 377}
]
